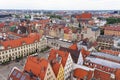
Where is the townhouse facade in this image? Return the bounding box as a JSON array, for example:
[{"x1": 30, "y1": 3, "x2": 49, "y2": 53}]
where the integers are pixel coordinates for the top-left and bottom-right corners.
[
  {"x1": 48, "y1": 49, "x2": 73, "y2": 80},
  {"x1": 104, "y1": 25, "x2": 120, "y2": 36},
  {"x1": 0, "y1": 33, "x2": 47, "y2": 64},
  {"x1": 24, "y1": 56, "x2": 56, "y2": 80},
  {"x1": 46, "y1": 36, "x2": 73, "y2": 49},
  {"x1": 82, "y1": 26, "x2": 100, "y2": 42},
  {"x1": 51, "y1": 62, "x2": 64, "y2": 80},
  {"x1": 97, "y1": 35, "x2": 120, "y2": 51}
]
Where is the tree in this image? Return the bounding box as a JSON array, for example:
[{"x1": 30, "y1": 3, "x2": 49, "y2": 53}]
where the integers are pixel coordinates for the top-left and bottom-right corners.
[
  {"x1": 106, "y1": 17, "x2": 120, "y2": 24},
  {"x1": 100, "y1": 29, "x2": 104, "y2": 35},
  {"x1": 50, "y1": 14, "x2": 62, "y2": 19}
]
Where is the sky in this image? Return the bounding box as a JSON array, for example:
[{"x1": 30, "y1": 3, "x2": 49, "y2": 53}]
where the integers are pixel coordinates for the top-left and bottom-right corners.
[{"x1": 0, "y1": 0, "x2": 120, "y2": 10}]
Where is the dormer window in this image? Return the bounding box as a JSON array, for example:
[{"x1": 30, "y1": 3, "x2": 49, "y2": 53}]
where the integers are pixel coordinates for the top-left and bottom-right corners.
[
  {"x1": 22, "y1": 41, "x2": 26, "y2": 45},
  {"x1": 8, "y1": 45, "x2": 11, "y2": 49}
]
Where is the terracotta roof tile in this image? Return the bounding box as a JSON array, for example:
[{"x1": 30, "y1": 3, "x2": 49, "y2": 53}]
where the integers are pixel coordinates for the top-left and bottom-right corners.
[
  {"x1": 94, "y1": 69, "x2": 111, "y2": 80},
  {"x1": 76, "y1": 13, "x2": 92, "y2": 19},
  {"x1": 81, "y1": 48, "x2": 90, "y2": 56},
  {"x1": 48, "y1": 49, "x2": 69, "y2": 67},
  {"x1": 60, "y1": 47, "x2": 80, "y2": 63},
  {"x1": 64, "y1": 27, "x2": 70, "y2": 34},
  {"x1": 69, "y1": 44, "x2": 78, "y2": 51},
  {"x1": 51, "y1": 62, "x2": 61, "y2": 77},
  {"x1": 0, "y1": 22, "x2": 5, "y2": 28},
  {"x1": 24, "y1": 56, "x2": 48, "y2": 80},
  {"x1": 104, "y1": 26, "x2": 120, "y2": 31},
  {"x1": 73, "y1": 68, "x2": 92, "y2": 79},
  {"x1": 115, "y1": 69, "x2": 120, "y2": 80},
  {"x1": 101, "y1": 49, "x2": 120, "y2": 56},
  {"x1": 1, "y1": 33, "x2": 40, "y2": 50}
]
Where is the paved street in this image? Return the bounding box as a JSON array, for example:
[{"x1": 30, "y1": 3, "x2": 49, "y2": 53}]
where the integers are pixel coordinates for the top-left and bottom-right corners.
[
  {"x1": 0, "y1": 50, "x2": 50, "y2": 80},
  {"x1": 0, "y1": 58, "x2": 26, "y2": 80}
]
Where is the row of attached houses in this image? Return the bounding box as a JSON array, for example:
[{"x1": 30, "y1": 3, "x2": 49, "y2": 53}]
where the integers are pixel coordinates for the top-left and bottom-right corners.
[
  {"x1": 46, "y1": 36, "x2": 73, "y2": 49},
  {"x1": 8, "y1": 48, "x2": 73, "y2": 80},
  {"x1": 69, "y1": 43, "x2": 120, "y2": 80},
  {"x1": 0, "y1": 33, "x2": 47, "y2": 64},
  {"x1": 8, "y1": 39, "x2": 120, "y2": 80},
  {"x1": 39, "y1": 24, "x2": 81, "y2": 41},
  {"x1": 104, "y1": 25, "x2": 120, "y2": 37},
  {"x1": 97, "y1": 35, "x2": 120, "y2": 51}
]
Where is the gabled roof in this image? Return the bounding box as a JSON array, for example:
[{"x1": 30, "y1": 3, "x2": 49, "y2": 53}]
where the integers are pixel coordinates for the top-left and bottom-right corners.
[
  {"x1": 24, "y1": 56, "x2": 48, "y2": 80},
  {"x1": 51, "y1": 62, "x2": 61, "y2": 77},
  {"x1": 60, "y1": 47, "x2": 80, "y2": 63},
  {"x1": 48, "y1": 49, "x2": 69, "y2": 67}
]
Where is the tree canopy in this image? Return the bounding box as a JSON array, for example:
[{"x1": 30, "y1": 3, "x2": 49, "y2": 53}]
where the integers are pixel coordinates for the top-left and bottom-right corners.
[
  {"x1": 106, "y1": 17, "x2": 120, "y2": 24},
  {"x1": 49, "y1": 14, "x2": 62, "y2": 19}
]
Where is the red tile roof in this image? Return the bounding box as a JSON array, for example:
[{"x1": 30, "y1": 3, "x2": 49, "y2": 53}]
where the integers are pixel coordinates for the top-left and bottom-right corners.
[
  {"x1": 104, "y1": 26, "x2": 120, "y2": 31},
  {"x1": 101, "y1": 49, "x2": 120, "y2": 56},
  {"x1": 73, "y1": 68, "x2": 93, "y2": 80},
  {"x1": 51, "y1": 62, "x2": 61, "y2": 77},
  {"x1": 76, "y1": 13, "x2": 92, "y2": 19},
  {"x1": 81, "y1": 48, "x2": 90, "y2": 56},
  {"x1": 94, "y1": 69, "x2": 111, "y2": 80},
  {"x1": 69, "y1": 44, "x2": 78, "y2": 51},
  {"x1": 48, "y1": 49, "x2": 69, "y2": 67},
  {"x1": 24, "y1": 56, "x2": 48, "y2": 80},
  {"x1": 73, "y1": 68, "x2": 89, "y2": 79},
  {"x1": 64, "y1": 27, "x2": 70, "y2": 34},
  {"x1": 115, "y1": 69, "x2": 120, "y2": 80},
  {"x1": 1, "y1": 33, "x2": 40, "y2": 50},
  {"x1": 0, "y1": 22, "x2": 5, "y2": 28}
]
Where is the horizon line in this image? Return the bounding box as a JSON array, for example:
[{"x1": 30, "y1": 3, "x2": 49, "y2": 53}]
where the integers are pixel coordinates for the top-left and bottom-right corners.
[{"x1": 0, "y1": 9, "x2": 120, "y2": 11}]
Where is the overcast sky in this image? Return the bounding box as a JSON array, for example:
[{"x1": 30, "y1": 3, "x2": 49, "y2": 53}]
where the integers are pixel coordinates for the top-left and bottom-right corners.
[{"x1": 0, "y1": 0, "x2": 120, "y2": 10}]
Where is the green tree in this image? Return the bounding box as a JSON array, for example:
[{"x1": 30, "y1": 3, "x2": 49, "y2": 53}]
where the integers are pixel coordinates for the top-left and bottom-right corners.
[{"x1": 106, "y1": 17, "x2": 120, "y2": 24}]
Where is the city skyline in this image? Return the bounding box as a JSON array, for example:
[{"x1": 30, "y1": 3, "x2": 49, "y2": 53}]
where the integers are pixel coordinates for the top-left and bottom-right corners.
[{"x1": 0, "y1": 0, "x2": 120, "y2": 10}]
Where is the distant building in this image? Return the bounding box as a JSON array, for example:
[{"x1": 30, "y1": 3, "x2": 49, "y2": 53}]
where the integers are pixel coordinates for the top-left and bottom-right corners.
[
  {"x1": 82, "y1": 26, "x2": 100, "y2": 42},
  {"x1": 104, "y1": 25, "x2": 120, "y2": 37},
  {"x1": 75, "y1": 12, "x2": 92, "y2": 21},
  {"x1": 97, "y1": 35, "x2": 120, "y2": 51}
]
